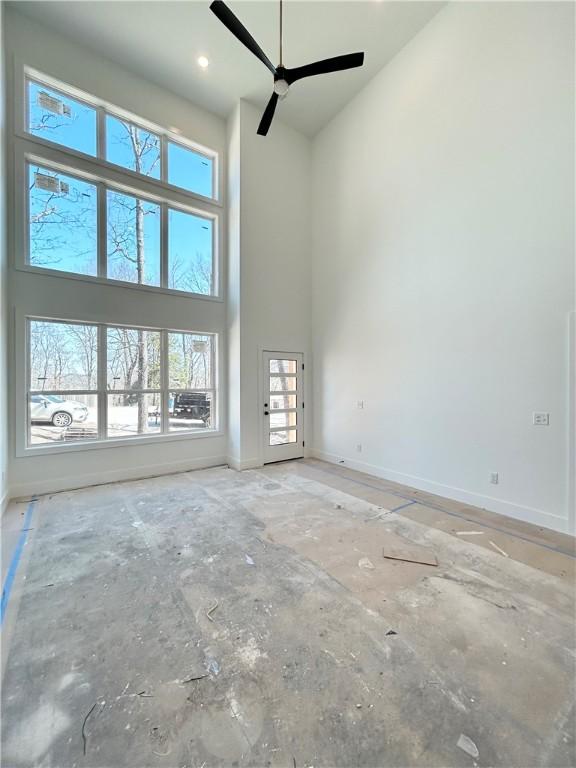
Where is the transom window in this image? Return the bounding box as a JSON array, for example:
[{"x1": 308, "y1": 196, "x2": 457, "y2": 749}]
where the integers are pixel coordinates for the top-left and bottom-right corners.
[
  {"x1": 27, "y1": 318, "x2": 217, "y2": 447},
  {"x1": 26, "y1": 77, "x2": 215, "y2": 198},
  {"x1": 22, "y1": 72, "x2": 219, "y2": 297}
]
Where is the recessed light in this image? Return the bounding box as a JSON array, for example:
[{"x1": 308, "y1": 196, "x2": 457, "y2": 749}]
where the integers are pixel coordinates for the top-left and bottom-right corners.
[{"x1": 197, "y1": 56, "x2": 209, "y2": 69}]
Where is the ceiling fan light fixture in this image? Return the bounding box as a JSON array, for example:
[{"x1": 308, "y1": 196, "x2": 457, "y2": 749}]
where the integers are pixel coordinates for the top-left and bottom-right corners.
[{"x1": 273, "y1": 78, "x2": 289, "y2": 98}]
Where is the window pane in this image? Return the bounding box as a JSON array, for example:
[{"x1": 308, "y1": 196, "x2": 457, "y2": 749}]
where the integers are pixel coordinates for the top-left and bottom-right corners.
[
  {"x1": 270, "y1": 412, "x2": 297, "y2": 430},
  {"x1": 269, "y1": 429, "x2": 297, "y2": 446},
  {"x1": 270, "y1": 394, "x2": 297, "y2": 410},
  {"x1": 28, "y1": 80, "x2": 97, "y2": 156},
  {"x1": 167, "y1": 141, "x2": 213, "y2": 198},
  {"x1": 269, "y1": 376, "x2": 296, "y2": 393},
  {"x1": 107, "y1": 191, "x2": 160, "y2": 285},
  {"x1": 29, "y1": 394, "x2": 98, "y2": 445},
  {"x1": 107, "y1": 393, "x2": 161, "y2": 438},
  {"x1": 106, "y1": 115, "x2": 160, "y2": 179},
  {"x1": 169, "y1": 391, "x2": 213, "y2": 431},
  {"x1": 29, "y1": 165, "x2": 97, "y2": 276},
  {"x1": 168, "y1": 209, "x2": 213, "y2": 295},
  {"x1": 107, "y1": 327, "x2": 161, "y2": 390},
  {"x1": 270, "y1": 359, "x2": 297, "y2": 374},
  {"x1": 30, "y1": 320, "x2": 98, "y2": 390},
  {"x1": 168, "y1": 333, "x2": 212, "y2": 389}
]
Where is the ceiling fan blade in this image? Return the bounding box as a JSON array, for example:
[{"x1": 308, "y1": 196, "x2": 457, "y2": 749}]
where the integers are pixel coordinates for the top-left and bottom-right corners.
[
  {"x1": 285, "y1": 52, "x2": 364, "y2": 85},
  {"x1": 257, "y1": 92, "x2": 279, "y2": 136},
  {"x1": 210, "y1": 1, "x2": 277, "y2": 76}
]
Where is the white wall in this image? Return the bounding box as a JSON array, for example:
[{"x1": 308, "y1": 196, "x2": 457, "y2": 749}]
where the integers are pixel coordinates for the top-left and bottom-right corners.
[
  {"x1": 1, "y1": 2, "x2": 8, "y2": 511},
  {"x1": 311, "y1": 2, "x2": 575, "y2": 533},
  {"x1": 5, "y1": 8, "x2": 229, "y2": 497},
  {"x1": 228, "y1": 101, "x2": 312, "y2": 468}
]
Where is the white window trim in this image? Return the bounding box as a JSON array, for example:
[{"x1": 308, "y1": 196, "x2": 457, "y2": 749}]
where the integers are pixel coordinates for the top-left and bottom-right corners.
[
  {"x1": 17, "y1": 314, "x2": 222, "y2": 458},
  {"x1": 12, "y1": 63, "x2": 224, "y2": 301}
]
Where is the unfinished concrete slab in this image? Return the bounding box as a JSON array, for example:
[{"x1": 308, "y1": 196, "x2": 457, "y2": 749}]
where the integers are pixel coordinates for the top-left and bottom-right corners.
[{"x1": 1, "y1": 461, "x2": 575, "y2": 767}]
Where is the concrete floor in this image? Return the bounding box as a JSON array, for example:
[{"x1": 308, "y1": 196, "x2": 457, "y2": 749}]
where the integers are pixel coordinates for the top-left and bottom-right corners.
[{"x1": 1, "y1": 459, "x2": 575, "y2": 767}]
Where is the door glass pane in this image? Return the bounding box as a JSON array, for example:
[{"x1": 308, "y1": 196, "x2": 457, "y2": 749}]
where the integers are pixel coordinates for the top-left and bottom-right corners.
[
  {"x1": 29, "y1": 320, "x2": 98, "y2": 390},
  {"x1": 168, "y1": 209, "x2": 213, "y2": 295},
  {"x1": 107, "y1": 393, "x2": 162, "y2": 438},
  {"x1": 270, "y1": 412, "x2": 297, "y2": 430},
  {"x1": 270, "y1": 394, "x2": 296, "y2": 410},
  {"x1": 269, "y1": 359, "x2": 297, "y2": 374},
  {"x1": 29, "y1": 394, "x2": 98, "y2": 444},
  {"x1": 106, "y1": 115, "x2": 161, "y2": 178},
  {"x1": 168, "y1": 333, "x2": 213, "y2": 389},
  {"x1": 167, "y1": 141, "x2": 213, "y2": 198},
  {"x1": 269, "y1": 375, "x2": 296, "y2": 393},
  {"x1": 169, "y1": 391, "x2": 213, "y2": 431},
  {"x1": 107, "y1": 327, "x2": 161, "y2": 389},
  {"x1": 28, "y1": 80, "x2": 97, "y2": 156},
  {"x1": 269, "y1": 429, "x2": 297, "y2": 446},
  {"x1": 29, "y1": 165, "x2": 97, "y2": 276},
  {"x1": 107, "y1": 191, "x2": 160, "y2": 285}
]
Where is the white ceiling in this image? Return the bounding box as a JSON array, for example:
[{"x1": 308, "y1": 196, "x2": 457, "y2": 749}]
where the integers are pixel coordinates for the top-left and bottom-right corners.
[{"x1": 11, "y1": 0, "x2": 445, "y2": 136}]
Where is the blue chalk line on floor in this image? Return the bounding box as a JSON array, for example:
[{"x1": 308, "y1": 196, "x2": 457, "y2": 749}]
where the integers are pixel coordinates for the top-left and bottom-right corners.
[{"x1": 1, "y1": 496, "x2": 37, "y2": 627}]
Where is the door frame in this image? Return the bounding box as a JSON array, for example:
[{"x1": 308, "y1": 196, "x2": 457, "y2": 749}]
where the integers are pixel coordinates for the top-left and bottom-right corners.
[{"x1": 259, "y1": 348, "x2": 305, "y2": 465}]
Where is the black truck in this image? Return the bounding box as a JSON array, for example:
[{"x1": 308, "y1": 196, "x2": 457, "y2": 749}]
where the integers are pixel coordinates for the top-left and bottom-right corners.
[{"x1": 171, "y1": 393, "x2": 211, "y2": 424}]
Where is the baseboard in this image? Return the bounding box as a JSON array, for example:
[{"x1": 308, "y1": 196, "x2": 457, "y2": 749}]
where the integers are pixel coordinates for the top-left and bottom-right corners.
[
  {"x1": 1, "y1": 489, "x2": 10, "y2": 518},
  {"x1": 9, "y1": 454, "x2": 229, "y2": 500},
  {"x1": 312, "y1": 449, "x2": 571, "y2": 535},
  {"x1": 227, "y1": 456, "x2": 263, "y2": 471}
]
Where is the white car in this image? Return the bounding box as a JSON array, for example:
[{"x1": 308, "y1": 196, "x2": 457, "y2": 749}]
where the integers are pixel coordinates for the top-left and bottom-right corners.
[{"x1": 30, "y1": 394, "x2": 89, "y2": 428}]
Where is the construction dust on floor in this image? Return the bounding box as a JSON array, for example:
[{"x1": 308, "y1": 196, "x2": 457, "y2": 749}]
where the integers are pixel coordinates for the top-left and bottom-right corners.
[{"x1": 1, "y1": 460, "x2": 575, "y2": 767}]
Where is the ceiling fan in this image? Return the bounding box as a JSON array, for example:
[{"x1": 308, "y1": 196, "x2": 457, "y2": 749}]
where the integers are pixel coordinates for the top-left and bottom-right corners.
[{"x1": 209, "y1": 0, "x2": 365, "y2": 136}]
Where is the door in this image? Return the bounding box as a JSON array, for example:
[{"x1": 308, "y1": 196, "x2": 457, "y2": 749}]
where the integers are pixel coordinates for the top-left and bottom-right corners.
[{"x1": 263, "y1": 351, "x2": 304, "y2": 464}]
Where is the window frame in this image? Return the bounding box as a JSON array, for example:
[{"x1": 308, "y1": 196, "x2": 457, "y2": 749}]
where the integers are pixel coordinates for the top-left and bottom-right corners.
[
  {"x1": 13, "y1": 65, "x2": 223, "y2": 302},
  {"x1": 23, "y1": 155, "x2": 219, "y2": 297},
  {"x1": 21, "y1": 315, "x2": 221, "y2": 455},
  {"x1": 22, "y1": 67, "x2": 219, "y2": 202}
]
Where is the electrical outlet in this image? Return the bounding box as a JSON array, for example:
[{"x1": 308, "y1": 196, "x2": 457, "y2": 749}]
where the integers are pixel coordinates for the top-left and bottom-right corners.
[
  {"x1": 533, "y1": 412, "x2": 550, "y2": 426},
  {"x1": 490, "y1": 472, "x2": 499, "y2": 485},
  {"x1": 357, "y1": 400, "x2": 364, "y2": 409},
  {"x1": 356, "y1": 444, "x2": 362, "y2": 453}
]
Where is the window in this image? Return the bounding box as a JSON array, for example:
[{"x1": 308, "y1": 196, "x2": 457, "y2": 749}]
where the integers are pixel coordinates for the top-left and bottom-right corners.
[
  {"x1": 28, "y1": 80, "x2": 97, "y2": 156},
  {"x1": 106, "y1": 190, "x2": 161, "y2": 286},
  {"x1": 29, "y1": 165, "x2": 98, "y2": 276},
  {"x1": 106, "y1": 115, "x2": 160, "y2": 179},
  {"x1": 27, "y1": 318, "x2": 217, "y2": 448},
  {"x1": 25, "y1": 160, "x2": 216, "y2": 295},
  {"x1": 22, "y1": 73, "x2": 219, "y2": 297},
  {"x1": 168, "y1": 208, "x2": 214, "y2": 295},
  {"x1": 167, "y1": 141, "x2": 213, "y2": 198},
  {"x1": 26, "y1": 76, "x2": 216, "y2": 198}
]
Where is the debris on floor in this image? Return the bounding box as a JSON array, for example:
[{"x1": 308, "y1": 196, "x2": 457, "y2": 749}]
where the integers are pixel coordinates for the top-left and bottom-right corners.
[
  {"x1": 245, "y1": 554, "x2": 256, "y2": 565},
  {"x1": 456, "y1": 531, "x2": 485, "y2": 536},
  {"x1": 206, "y1": 600, "x2": 219, "y2": 622},
  {"x1": 358, "y1": 557, "x2": 375, "y2": 570},
  {"x1": 382, "y1": 545, "x2": 438, "y2": 567},
  {"x1": 489, "y1": 540, "x2": 509, "y2": 557},
  {"x1": 457, "y1": 733, "x2": 480, "y2": 759}
]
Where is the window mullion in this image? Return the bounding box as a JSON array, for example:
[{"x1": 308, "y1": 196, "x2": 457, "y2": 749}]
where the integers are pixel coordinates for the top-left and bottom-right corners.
[
  {"x1": 161, "y1": 329, "x2": 169, "y2": 434},
  {"x1": 97, "y1": 106, "x2": 106, "y2": 160},
  {"x1": 160, "y1": 202, "x2": 168, "y2": 289},
  {"x1": 97, "y1": 182, "x2": 107, "y2": 279},
  {"x1": 98, "y1": 324, "x2": 107, "y2": 440}
]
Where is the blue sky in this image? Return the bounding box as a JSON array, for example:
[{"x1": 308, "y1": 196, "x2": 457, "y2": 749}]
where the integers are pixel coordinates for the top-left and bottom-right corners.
[{"x1": 28, "y1": 80, "x2": 214, "y2": 294}]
